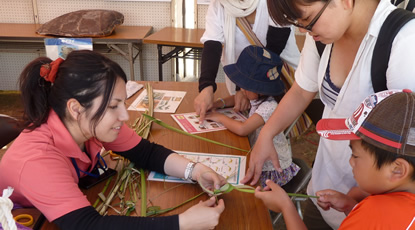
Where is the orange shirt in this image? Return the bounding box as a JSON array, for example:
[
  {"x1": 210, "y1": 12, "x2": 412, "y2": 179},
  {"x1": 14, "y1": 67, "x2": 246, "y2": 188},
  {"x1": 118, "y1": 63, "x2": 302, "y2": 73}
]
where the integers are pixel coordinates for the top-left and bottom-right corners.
[{"x1": 339, "y1": 192, "x2": 415, "y2": 229}]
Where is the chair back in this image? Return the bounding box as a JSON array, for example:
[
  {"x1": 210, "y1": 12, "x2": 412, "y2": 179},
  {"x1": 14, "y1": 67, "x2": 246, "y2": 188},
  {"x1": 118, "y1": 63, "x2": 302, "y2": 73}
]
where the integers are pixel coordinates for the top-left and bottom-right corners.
[
  {"x1": 281, "y1": 157, "x2": 312, "y2": 194},
  {"x1": 0, "y1": 115, "x2": 23, "y2": 149},
  {"x1": 271, "y1": 157, "x2": 312, "y2": 226}
]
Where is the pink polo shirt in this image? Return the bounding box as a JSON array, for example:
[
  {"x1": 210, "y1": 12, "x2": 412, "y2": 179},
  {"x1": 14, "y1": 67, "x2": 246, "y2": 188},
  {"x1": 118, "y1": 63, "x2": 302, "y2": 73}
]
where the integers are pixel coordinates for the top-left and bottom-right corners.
[{"x1": 0, "y1": 110, "x2": 141, "y2": 221}]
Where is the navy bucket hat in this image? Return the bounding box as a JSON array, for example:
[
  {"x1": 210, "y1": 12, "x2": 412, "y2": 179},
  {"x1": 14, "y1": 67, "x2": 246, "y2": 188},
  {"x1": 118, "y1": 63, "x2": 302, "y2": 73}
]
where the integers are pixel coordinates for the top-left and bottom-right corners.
[{"x1": 223, "y1": 45, "x2": 286, "y2": 96}]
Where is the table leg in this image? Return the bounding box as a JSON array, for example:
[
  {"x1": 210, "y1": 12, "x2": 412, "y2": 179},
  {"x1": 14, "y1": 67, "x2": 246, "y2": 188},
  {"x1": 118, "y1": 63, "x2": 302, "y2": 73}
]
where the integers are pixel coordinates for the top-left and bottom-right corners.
[
  {"x1": 106, "y1": 43, "x2": 136, "y2": 81},
  {"x1": 183, "y1": 50, "x2": 187, "y2": 80},
  {"x1": 138, "y1": 43, "x2": 144, "y2": 81},
  {"x1": 128, "y1": 43, "x2": 135, "y2": 81},
  {"x1": 157, "y1": 45, "x2": 163, "y2": 81},
  {"x1": 175, "y1": 53, "x2": 179, "y2": 81}
]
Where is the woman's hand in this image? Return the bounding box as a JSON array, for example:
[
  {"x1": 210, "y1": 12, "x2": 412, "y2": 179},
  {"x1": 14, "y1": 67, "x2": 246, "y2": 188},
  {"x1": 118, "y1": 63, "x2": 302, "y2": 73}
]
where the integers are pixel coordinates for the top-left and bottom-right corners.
[
  {"x1": 254, "y1": 179, "x2": 292, "y2": 213},
  {"x1": 233, "y1": 90, "x2": 250, "y2": 112},
  {"x1": 179, "y1": 196, "x2": 225, "y2": 230},
  {"x1": 193, "y1": 163, "x2": 226, "y2": 190},
  {"x1": 194, "y1": 87, "x2": 214, "y2": 122},
  {"x1": 241, "y1": 134, "x2": 281, "y2": 185},
  {"x1": 316, "y1": 189, "x2": 357, "y2": 215}
]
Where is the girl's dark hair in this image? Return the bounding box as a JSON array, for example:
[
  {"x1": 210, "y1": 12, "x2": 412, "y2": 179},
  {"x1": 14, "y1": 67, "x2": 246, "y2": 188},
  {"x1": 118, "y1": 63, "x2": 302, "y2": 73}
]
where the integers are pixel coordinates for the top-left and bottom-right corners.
[
  {"x1": 257, "y1": 93, "x2": 285, "y2": 104},
  {"x1": 361, "y1": 140, "x2": 415, "y2": 180},
  {"x1": 19, "y1": 50, "x2": 127, "y2": 135},
  {"x1": 267, "y1": 0, "x2": 329, "y2": 26}
]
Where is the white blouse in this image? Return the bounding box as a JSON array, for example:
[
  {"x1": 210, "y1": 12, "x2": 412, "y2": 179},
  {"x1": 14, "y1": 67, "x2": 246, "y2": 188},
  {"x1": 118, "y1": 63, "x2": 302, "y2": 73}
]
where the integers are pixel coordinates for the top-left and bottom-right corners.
[
  {"x1": 201, "y1": 0, "x2": 301, "y2": 94},
  {"x1": 296, "y1": 0, "x2": 415, "y2": 228}
]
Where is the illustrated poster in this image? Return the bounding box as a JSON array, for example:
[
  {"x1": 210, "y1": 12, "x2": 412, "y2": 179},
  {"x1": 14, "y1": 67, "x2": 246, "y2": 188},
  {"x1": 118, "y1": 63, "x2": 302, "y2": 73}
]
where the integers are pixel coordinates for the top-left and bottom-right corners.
[
  {"x1": 171, "y1": 108, "x2": 247, "y2": 134},
  {"x1": 44, "y1": 38, "x2": 93, "y2": 60},
  {"x1": 128, "y1": 89, "x2": 186, "y2": 113},
  {"x1": 148, "y1": 151, "x2": 246, "y2": 185}
]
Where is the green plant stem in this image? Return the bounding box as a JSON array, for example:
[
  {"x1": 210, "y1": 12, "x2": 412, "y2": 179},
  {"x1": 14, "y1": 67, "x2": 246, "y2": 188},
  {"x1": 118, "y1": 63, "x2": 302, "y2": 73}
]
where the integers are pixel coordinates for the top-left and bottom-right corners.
[
  {"x1": 146, "y1": 192, "x2": 206, "y2": 217},
  {"x1": 125, "y1": 200, "x2": 136, "y2": 216},
  {"x1": 148, "y1": 183, "x2": 184, "y2": 203},
  {"x1": 204, "y1": 182, "x2": 319, "y2": 199},
  {"x1": 140, "y1": 168, "x2": 147, "y2": 217},
  {"x1": 93, "y1": 176, "x2": 113, "y2": 208},
  {"x1": 130, "y1": 181, "x2": 138, "y2": 203},
  {"x1": 142, "y1": 114, "x2": 249, "y2": 152},
  {"x1": 287, "y1": 193, "x2": 319, "y2": 198},
  {"x1": 99, "y1": 163, "x2": 133, "y2": 215}
]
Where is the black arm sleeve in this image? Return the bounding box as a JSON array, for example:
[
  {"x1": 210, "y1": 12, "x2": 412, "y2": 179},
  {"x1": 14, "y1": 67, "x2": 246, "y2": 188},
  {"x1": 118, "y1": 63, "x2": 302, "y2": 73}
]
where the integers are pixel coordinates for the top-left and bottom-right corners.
[
  {"x1": 265, "y1": 26, "x2": 291, "y2": 55},
  {"x1": 198, "y1": 40, "x2": 223, "y2": 93},
  {"x1": 54, "y1": 206, "x2": 179, "y2": 230},
  {"x1": 115, "y1": 139, "x2": 173, "y2": 174}
]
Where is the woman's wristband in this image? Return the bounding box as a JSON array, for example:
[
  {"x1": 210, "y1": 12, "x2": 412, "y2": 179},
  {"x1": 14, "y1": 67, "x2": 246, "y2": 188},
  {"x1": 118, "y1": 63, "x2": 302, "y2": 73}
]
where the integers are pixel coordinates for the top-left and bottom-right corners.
[
  {"x1": 217, "y1": 98, "x2": 226, "y2": 109},
  {"x1": 184, "y1": 161, "x2": 197, "y2": 183}
]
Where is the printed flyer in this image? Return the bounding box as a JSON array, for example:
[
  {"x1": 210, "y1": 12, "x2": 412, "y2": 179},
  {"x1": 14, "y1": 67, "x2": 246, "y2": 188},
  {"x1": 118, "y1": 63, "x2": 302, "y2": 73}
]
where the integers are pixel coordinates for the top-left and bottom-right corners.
[
  {"x1": 171, "y1": 108, "x2": 247, "y2": 134},
  {"x1": 128, "y1": 89, "x2": 186, "y2": 113},
  {"x1": 148, "y1": 150, "x2": 246, "y2": 185}
]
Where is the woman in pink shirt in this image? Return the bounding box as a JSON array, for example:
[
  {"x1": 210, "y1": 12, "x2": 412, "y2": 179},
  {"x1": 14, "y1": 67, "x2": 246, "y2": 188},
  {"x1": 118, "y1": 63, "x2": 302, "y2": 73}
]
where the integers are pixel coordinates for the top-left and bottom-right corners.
[{"x1": 0, "y1": 50, "x2": 225, "y2": 230}]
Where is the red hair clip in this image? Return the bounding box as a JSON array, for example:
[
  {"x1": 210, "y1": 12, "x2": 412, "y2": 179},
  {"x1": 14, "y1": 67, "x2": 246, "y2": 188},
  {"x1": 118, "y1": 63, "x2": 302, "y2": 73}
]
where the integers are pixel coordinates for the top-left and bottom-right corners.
[{"x1": 40, "y1": 58, "x2": 64, "y2": 83}]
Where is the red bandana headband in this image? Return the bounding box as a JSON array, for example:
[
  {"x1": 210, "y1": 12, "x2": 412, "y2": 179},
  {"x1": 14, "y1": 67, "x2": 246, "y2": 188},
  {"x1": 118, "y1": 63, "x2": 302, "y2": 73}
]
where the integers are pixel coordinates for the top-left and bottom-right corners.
[{"x1": 40, "y1": 58, "x2": 64, "y2": 83}]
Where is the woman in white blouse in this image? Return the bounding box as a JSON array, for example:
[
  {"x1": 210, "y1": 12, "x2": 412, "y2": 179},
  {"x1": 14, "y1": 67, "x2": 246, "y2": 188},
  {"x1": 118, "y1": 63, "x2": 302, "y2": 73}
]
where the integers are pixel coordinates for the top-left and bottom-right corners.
[{"x1": 242, "y1": 0, "x2": 415, "y2": 228}]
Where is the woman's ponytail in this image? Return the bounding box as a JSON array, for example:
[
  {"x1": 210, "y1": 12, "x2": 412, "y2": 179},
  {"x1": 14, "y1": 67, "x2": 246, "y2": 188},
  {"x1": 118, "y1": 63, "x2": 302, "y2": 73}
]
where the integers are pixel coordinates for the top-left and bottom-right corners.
[{"x1": 19, "y1": 57, "x2": 54, "y2": 130}]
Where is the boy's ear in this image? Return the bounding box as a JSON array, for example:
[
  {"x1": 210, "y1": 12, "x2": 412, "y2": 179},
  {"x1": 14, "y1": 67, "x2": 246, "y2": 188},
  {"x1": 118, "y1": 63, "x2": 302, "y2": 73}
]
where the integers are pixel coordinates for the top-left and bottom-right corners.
[
  {"x1": 67, "y1": 98, "x2": 84, "y2": 120},
  {"x1": 390, "y1": 158, "x2": 411, "y2": 181}
]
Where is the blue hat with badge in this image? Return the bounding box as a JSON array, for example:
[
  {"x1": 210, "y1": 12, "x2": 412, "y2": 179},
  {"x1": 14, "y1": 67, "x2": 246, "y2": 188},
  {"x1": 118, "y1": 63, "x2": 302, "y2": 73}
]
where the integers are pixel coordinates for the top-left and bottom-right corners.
[{"x1": 223, "y1": 45, "x2": 286, "y2": 96}]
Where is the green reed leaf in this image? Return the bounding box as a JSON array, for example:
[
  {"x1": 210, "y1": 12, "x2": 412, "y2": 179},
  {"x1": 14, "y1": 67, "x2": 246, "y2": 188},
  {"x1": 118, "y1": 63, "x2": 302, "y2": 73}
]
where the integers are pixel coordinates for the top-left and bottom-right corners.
[
  {"x1": 142, "y1": 114, "x2": 249, "y2": 153},
  {"x1": 140, "y1": 168, "x2": 146, "y2": 217}
]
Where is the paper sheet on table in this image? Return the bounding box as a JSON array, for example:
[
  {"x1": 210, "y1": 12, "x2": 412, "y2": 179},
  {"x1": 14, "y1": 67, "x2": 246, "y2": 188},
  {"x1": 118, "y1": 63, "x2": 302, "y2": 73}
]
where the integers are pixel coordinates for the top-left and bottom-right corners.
[
  {"x1": 171, "y1": 108, "x2": 247, "y2": 134},
  {"x1": 126, "y1": 81, "x2": 143, "y2": 99},
  {"x1": 128, "y1": 89, "x2": 186, "y2": 113},
  {"x1": 148, "y1": 150, "x2": 246, "y2": 185}
]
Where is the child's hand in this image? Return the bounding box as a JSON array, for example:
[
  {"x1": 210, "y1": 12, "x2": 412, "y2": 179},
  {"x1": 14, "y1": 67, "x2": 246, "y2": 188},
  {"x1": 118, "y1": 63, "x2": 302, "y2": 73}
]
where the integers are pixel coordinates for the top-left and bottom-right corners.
[
  {"x1": 254, "y1": 179, "x2": 292, "y2": 213},
  {"x1": 205, "y1": 111, "x2": 225, "y2": 123},
  {"x1": 234, "y1": 90, "x2": 250, "y2": 112},
  {"x1": 316, "y1": 189, "x2": 358, "y2": 215}
]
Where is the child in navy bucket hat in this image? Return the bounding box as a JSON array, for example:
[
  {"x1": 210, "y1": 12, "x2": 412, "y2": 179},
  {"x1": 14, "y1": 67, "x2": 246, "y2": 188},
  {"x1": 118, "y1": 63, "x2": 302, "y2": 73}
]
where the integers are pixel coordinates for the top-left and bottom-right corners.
[
  {"x1": 206, "y1": 45, "x2": 300, "y2": 187},
  {"x1": 255, "y1": 89, "x2": 415, "y2": 229},
  {"x1": 223, "y1": 45, "x2": 286, "y2": 97}
]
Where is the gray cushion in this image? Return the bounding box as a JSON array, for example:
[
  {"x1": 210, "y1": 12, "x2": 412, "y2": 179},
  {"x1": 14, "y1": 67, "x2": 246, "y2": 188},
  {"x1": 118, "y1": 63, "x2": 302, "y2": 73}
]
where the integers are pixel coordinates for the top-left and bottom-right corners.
[{"x1": 36, "y1": 9, "x2": 124, "y2": 37}]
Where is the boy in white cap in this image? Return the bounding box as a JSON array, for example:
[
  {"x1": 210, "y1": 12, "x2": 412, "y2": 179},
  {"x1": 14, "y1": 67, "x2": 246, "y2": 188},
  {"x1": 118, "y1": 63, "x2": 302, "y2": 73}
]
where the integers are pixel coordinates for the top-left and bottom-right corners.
[{"x1": 255, "y1": 89, "x2": 415, "y2": 229}]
